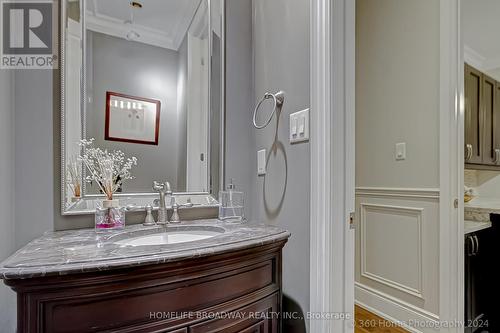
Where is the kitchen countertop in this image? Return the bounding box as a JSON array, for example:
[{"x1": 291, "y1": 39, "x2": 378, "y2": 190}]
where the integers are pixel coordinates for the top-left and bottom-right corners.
[
  {"x1": 0, "y1": 220, "x2": 290, "y2": 280},
  {"x1": 465, "y1": 198, "x2": 500, "y2": 213},
  {"x1": 464, "y1": 197, "x2": 500, "y2": 222},
  {"x1": 464, "y1": 220, "x2": 492, "y2": 234}
]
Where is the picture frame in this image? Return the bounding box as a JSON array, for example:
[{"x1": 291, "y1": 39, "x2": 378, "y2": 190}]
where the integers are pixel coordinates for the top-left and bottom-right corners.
[{"x1": 105, "y1": 91, "x2": 161, "y2": 145}]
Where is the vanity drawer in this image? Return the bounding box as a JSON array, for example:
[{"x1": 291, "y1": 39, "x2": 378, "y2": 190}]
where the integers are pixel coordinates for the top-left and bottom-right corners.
[
  {"x1": 188, "y1": 292, "x2": 279, "y2": 333},
  {"x1": 9, "y1": 244, "x2": 284, "y2": 333},
  {"x1": 47, "y1": 261, "x2": 276, "y2": 332}
]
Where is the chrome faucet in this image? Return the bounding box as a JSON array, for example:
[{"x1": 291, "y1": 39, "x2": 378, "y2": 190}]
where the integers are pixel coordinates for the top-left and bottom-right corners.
[{"x1": 153, "y1": 181, "x2": 172, "y2": 225}]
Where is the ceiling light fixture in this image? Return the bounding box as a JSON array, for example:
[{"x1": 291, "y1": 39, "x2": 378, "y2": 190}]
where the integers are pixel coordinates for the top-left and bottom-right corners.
[
  {"x1": 124, "y1": 1, "x2": 142, "y2": 41},
  {"x1": 130, "y1": 1, "x2": 142, "y2": 9}
]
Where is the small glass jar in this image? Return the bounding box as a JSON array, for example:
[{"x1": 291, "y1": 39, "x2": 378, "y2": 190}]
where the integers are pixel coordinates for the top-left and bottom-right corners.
[
  {"x1": 219, "y1": 182, "x2": 245, "y2": 223},
  {"x1": 95, "y1": 199, "x2": 125, "y2": 232}
]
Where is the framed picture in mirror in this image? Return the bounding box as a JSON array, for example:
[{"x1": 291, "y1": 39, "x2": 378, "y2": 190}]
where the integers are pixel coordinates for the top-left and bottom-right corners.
[{"x1": 105, "y1": 91, "x2": 161, "y2": 145}]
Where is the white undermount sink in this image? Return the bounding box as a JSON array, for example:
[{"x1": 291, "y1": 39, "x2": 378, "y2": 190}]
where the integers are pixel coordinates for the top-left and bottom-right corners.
[{"x1": 114, "y1": 229, "x2": 223, "y2": 247}]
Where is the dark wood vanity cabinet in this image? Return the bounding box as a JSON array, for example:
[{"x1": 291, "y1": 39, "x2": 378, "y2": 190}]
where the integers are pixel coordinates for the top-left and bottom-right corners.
[
  {"x1": 4, "y1": 241, "x2": 286, "y2": 333},
  {"x1": 465, "y1": 63, "x2": 500, "y2": 168}
]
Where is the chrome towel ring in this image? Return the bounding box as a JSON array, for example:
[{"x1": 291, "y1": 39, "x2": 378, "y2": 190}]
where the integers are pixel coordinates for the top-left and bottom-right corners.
[{"x1": 253, "y1": 91, "x2": 285, "y2": 129}]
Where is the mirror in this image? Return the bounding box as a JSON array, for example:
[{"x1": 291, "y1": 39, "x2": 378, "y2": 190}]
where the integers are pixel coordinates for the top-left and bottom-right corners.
[{"x1": 61, "y1": 0, "x2": 224, "y2": 214}]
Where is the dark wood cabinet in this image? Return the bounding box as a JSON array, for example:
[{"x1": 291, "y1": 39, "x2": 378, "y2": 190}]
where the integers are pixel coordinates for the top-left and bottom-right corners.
[
  {"x1": 3, "y1": 241, "x2": 286, "y2": 333},
  {"x1": 481, "y1": 74, "x2": 496, "y2": 165},
  {"x1": 465, "y1": 63, "x2": 500, "y2": 169},
  {"x1": 465, "y1": 64, "x2": 483, "y2": 165},
  {"x1": 464, "y1": 228, "x2": 495, "y2": 333}
]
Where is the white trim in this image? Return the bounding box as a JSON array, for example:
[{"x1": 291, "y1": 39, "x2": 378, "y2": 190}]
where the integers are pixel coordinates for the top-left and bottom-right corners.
[
  {"x1": 85, "y1": 0, "x2": 200, "y2": 51},
  {"x1": 439, "y1": 0, "x2": 463, "y2": 331},
  {"x1": 356, "y1": 283, "x2": 440, "y2": 333},
  {"x1": 463, "y1": 45, "x2": 485, "y2": 71},
  {"x1": 463, "y1": 45, "x2": 500, "y2": 72},
  {"x1": 310, "y1": 0, "x2": 355, "y2": 331},
  {"x1": 85, "y1": 13, "x2": 177, "y2": 50},
  {"x1": 310, "y1": 0, "x2": 334, "y2": 330},
  {"x1": 359, "y1": 204, "x2": 424, "y2": 300},
  {"x1": 356, "y1": 187, "x2": 440, "y2": 200}
]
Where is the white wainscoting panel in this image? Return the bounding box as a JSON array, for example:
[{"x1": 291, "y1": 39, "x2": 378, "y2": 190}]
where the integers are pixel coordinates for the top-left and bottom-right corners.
[
  {"x1": 360, "y1": 203, "x2": 423, "y2": 299},
  {"x1": 355, "y1": 187, "x2": 440, "y2": 323}
]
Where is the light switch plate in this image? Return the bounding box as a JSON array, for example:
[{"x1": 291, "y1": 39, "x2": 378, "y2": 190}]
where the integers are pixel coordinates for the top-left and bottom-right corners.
[
  {"x1": 290, "y1": 108, "x2": 310, "y2": 143},
  {"x1": 395, "y1": 142, "x2": 406, "y2": 160},
  {"x1": 258, "y1": 149, "x2": 266, "y2": 175}
]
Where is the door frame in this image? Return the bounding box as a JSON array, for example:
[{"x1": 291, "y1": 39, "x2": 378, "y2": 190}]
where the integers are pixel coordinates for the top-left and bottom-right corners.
[
  {"x1": 309, "y1": 0, "x2": 355, "y2": 332},
  {"x1": 310, "y1": 0, "x2": 463, "y2": 332},
  {"x1": 439, "y1": 0, "x2": 464, "y2": 330}
]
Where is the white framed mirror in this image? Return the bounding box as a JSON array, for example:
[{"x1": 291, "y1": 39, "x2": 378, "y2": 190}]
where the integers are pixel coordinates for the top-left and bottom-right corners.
[{"x1": 61, "y1": 0, "x2": 225, "y2": 215}]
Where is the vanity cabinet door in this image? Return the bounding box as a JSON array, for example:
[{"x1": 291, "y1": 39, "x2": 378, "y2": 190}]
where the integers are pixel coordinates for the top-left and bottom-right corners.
[
  {"x1": 189, "y1": 293, "x2": 279, "y2": 333},
  {"x1": 465, "y1": 64, "x2": 483, "y2": 164}
]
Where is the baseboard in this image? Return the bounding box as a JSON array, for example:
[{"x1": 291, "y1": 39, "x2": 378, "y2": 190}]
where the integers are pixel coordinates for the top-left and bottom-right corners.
[{"x1": 356, "y1": 282, "x2": 440, "y2": 333}]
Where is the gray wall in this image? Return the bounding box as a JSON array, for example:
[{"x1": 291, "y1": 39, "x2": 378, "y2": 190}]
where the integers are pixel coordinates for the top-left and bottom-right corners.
[
  {"x1": 0, "y1": 70, "x2": 16, "y2": 332},
  {"x1": 251, "y1": 0, "x2": 310, "y2": 329},
  {"x1": 225, "y1": 0, "x2": 310, "y2": 330},
  {"x1": 87, "y1": 31, "x2": 183, "y2": 193},
  {"x1": 0, "y1": 68, "x2": 56, "y2": 329},
  {"x1": 14, "y1": 71, "x2": 55, "y2": 248},
  {"x1": 225, "y1": 0, "x2": 254, "y2": 221},
  {"x1": 355, "y1": 0, "x2": 439, "y2": 188}
]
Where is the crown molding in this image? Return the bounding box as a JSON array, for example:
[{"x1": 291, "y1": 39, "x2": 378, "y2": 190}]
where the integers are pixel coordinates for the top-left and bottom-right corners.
[
  {"x1": 464, "y1": 45, "x2": 486, "y2": 70},
  {"x1": 85, "y1": 11, "x2": 177, "y2": 51},
  {"x1": 464, "y1": 44, "x2": 500, "y2": 72}
]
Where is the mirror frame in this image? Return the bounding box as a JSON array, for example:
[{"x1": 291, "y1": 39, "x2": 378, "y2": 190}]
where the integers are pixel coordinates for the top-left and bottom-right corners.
[{"x1": 60, "y1": 0, "x2": 226, "y2": 215}]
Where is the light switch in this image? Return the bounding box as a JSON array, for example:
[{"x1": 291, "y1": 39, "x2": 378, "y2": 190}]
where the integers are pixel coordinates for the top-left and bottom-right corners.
[
  {"x1": 291, "y1": 118, "x2": 298, "y2": 137},
  {"x1": 395, "y1": 142, "x2": 406, "y2": 160},
  {"x1": 258, "y1": 149, "x2": 266, "y2": 175},
  {"x1": 298, "y1": 116, "x2": 305, "y2": 135},
  {"x1": 290, "y1": 108, "x2": 310, "y2": 143}
]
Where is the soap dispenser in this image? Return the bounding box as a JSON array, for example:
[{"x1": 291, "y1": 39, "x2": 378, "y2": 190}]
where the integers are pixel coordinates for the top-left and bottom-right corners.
[{"x1": 219, "y1": 179, "x2": 245, "y2": 222}]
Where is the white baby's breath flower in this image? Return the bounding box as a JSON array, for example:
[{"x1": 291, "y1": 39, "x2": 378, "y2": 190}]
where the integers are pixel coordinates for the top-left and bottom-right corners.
[{"x1": 78, "y1": 139, "x2": 138, "y2": 200}]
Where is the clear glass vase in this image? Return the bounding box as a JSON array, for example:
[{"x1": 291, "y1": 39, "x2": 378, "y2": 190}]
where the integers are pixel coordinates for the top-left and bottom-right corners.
[
  {"x1": 95, "y1": 200, "x2": 125, "y2": 232},
  {"x1": 219, "y1": 189, "x2": 245, "y2": 223}
]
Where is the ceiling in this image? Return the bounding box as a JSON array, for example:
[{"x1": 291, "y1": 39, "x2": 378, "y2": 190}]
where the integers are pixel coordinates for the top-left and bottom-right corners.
[
  {"x1": 462, "y1": 0, "x2": 500, "y2": 73},
  {"x1": 85, "y1": 0, "x2": 201, "y2": 51}
]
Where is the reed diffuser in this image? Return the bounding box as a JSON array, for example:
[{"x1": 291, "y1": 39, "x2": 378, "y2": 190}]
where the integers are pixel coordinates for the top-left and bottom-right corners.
[
  {"x1": 79, "y1": 139, "x2": 137, "y2": 231},
  {"x1": 67, "y1": 158, "x2": 82, "y2": 202}
]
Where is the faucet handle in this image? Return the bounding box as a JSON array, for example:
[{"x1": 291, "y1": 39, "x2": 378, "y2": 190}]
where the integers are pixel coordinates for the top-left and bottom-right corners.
[
  {"x1": 153, "y1": 181, "x2": 164, "y2": 192},
  {"x1": 153, "y1": 181, "x2": 172, "y2": 195},
  {"x1": 143, "y1": 205, "x2": 156, "y2": 226}
]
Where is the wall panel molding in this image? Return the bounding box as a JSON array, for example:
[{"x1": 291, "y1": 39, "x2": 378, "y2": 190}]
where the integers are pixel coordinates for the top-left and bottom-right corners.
[
  {"x1": 355, "y1": 186, "x2": 440, "y2": 316},
  {"x1": 359, "y1": 203, "x2": 424, "y2": 300},
  {"x1": 356, "y1": 187, "x2": 440, "y2": 200}
]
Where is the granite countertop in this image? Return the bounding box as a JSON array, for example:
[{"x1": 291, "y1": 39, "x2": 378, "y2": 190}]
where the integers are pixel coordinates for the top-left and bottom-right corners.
[
  {"x1": 464, "y1": 220, "x2": 492, "y2": 234},
  {"x1": 0, "y1": 220, "x2": 290, "y2": 280},
  {"x1": 465, "y1": 198, "x2": 500, "y2": 213},
  {"x1": 464, "y1": 197, "x2": 500, "y2": 222}
]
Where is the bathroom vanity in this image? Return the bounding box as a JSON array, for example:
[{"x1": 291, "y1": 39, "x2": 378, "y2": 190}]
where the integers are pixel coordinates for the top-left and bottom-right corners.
[{"x1": 0, "y1": 221, "x2": 290, "y2": 333}]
